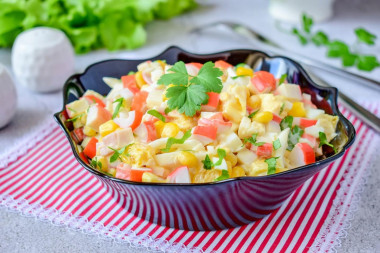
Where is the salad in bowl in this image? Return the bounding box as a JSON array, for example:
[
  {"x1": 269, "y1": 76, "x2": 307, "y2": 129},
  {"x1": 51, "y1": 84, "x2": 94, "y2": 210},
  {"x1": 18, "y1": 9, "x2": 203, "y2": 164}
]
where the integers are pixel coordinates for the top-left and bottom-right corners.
[{"x1": 64, "y1": 59, "x2": 339, "y2": 184}]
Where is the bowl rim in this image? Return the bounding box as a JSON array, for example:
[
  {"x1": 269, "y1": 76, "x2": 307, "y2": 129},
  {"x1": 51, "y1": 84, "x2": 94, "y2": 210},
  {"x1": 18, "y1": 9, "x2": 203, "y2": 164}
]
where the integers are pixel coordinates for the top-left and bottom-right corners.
[{"x1": 54, "y1": 46, "x2": 356, "y2": 187}]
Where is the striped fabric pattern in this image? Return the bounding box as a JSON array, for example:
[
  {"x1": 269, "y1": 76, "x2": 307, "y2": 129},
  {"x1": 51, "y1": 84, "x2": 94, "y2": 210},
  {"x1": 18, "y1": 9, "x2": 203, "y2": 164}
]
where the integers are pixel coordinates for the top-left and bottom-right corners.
[{"x1": 0, "y1": 103, "x2": 378, "y2": 253}]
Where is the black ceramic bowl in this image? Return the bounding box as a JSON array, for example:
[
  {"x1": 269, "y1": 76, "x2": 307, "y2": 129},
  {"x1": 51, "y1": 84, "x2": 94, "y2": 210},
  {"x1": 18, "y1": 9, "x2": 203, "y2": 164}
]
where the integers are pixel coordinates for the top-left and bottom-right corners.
[{"x1": 54, "y1": 46, "x2": 355, "y2": 231}]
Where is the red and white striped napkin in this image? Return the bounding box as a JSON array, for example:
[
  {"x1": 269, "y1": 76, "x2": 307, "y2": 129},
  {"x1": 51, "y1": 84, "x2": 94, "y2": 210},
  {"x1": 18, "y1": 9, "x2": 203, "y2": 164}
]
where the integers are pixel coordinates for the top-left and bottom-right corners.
[{"x1": 1, "y1": 102, "x2": 379, "y2": 253}]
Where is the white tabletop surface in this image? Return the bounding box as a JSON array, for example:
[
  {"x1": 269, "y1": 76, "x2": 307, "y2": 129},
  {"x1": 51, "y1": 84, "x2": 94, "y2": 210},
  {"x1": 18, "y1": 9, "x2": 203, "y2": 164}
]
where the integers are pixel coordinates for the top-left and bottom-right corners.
[{"x1": 1, "y1": 0, "x2": 379, "y2": 252}]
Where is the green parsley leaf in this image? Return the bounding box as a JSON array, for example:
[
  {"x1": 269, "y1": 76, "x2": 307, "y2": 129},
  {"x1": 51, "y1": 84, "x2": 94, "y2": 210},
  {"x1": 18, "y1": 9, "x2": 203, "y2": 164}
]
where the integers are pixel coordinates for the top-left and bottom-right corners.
[
  {"x1": 128, "y1": 71, "x2": 135, "y2": 75},
  {"x1": 202, "y1": 154, "x2": 213, "y2": 170},
  {"x1": 302, "y1": 13, "x2": 313, "y2": 34},
  {"x1": 278, "y1": 74, "x2": 287, "y2": 85},
  {"x1": 214, "y1": 149, "x2": 226, "y2": 166},
  {"x1": 161, "y1": 130, "x2": 192, "y2": 152},
  {"x1": 273, "y1": 139, "x2": 281, "y2": 150},
  {"x1": 108, "y1": 144, "x2": 133, "y2": 163},
  {"x1": 67, "y1": 113, "x2": 84, "y2": 122},
  {"x1": 164, "y1": 107, "x2": 173, "y2": 115},
  {"x1": 214, "y1": 170, "x2": 230, "y2": 181},
  {"x1": 311, "y1": 31, "x2": 329, "y2": 46},
  {"x1": 90, "y1": 157, "x2": 98, "y2": 168},
  {"x1": 190, "y1": 61, "x2": 223, "y2": 93},
  {"x1": 326, "y1": 40, "x2": 350, "y2": 58},
  {"x1": 292, "y1": 28, "x2": 308, "y2": 45},
  {"x1": 287, "y1": 125, "x2": 304, "y2": 151},
  {"x1": 319, "y1": 132, "x2": 337, "y2": 153},
  {"x1": 356, "y1": 55, "x2": 380, "y2": 71},
  {"x1": 112, "y1": 97, "x2": 124, "y2": 119},
  {"x1": 342, "y1": 53, "x2": 358, "y2": 67},
  {"x1": 166, "y1": 84, "x2": 207, "y2": 116},
  {"x1": 280, "y1": 116, "x2": 293, "y2": 130},
  {"x1": 232, "y1": 75, "x2": 249, "y2": 80},
  {"x1": 279, "y1": 103, "x2": 285, "y2": 115},
  {"x1": 243, "y1": 133, "x2": 265, "y2": 147},
  {"x1": 157, "y1": 61, "x2": 189, "y2": 86},
  {"x1": 147, "y1": 109, "x2": 166, "y2": 122},
  {"x1": 265, "y1": 157, "x2": 279, "y2": 175},
  {"x1": 248, "y1": 110, "x2": 259, "y2": 119},
  {"x1": 355, "y1": 28, "x2": 377, "y2": 45}
]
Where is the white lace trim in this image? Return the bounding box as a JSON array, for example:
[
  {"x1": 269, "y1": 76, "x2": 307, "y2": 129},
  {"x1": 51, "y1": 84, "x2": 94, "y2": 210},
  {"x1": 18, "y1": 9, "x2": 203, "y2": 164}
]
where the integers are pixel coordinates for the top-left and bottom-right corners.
[
  {"x1": 0, "y1": 194, "x2": 204, "y2": 253},
  {"x1": 309, "y1": 130, "x2": 379, "y2": 253},
  {"x1": 0, "y1": 117, "x2": 57, "y2": 169}
]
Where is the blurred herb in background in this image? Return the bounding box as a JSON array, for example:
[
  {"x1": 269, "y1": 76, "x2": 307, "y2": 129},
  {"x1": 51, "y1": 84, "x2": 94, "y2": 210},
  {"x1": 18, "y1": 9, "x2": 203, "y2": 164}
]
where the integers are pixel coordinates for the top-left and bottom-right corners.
[
  {"x1": 285, "y1": 14, "x2": 379, "y2": 72},
  {"x1": 0, "y1": 0, "x2": 197, "y2": 54}
]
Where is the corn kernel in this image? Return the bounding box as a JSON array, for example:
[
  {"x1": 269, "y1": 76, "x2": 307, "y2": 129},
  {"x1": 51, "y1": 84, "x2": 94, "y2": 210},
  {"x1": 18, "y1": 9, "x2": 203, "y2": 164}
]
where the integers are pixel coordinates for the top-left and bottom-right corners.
[
  {"x1": 236, "y1": 66, "x2": 254, "y2": 77},
  {"x1": 288, "y1": 102, "x2": 306, "y2": 117},
  {"x1": 254, "y1": 111, "x2": 273, "y2": 124},
  {"x1": 135, "y1": 71, "x2": 146, "y2": 88},
  {"x1": 142, "y1": 172, "x2": 166, "y2": 183},
  {"x1": 96, "y1": 156, "x2": 108, "y2": 171},
  {"x1": 193, "y1": 169, "x2": 221, "y2": 183},
  {"x1": 83, "y1": 126, "x2": 97, "y2": 136},
  {"x1": 99, "y1": 120, "x2": 119, "y2": 137},
  {"x1": 225, "y1": 152, "x2": 237, "y2": 167},
  {"x1": 231, "y1": 166, "x2": 245, "y2": 177},
  {"x1": 161, "y1": 122, "x2": 179, "y2": 138},
  {"x1": 178, "y1": 151, "x2": 198, "y2": 168},
  {"x1": 247, "y1": 95, "x2": 261, "y2": 110},
  {"x1": 154, "y1": 120, "x2": 165, "y2": 138}
]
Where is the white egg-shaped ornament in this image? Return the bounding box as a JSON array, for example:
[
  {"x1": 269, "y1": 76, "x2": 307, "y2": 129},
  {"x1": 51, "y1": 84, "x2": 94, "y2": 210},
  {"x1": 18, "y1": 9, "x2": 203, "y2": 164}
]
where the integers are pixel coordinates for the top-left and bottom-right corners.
[
  {"x1": 11, "y1": 27, "x2": 75, "y2": 93},
  {"x1": 0, "y1": 64, "x2": 17, "y2": 128}
]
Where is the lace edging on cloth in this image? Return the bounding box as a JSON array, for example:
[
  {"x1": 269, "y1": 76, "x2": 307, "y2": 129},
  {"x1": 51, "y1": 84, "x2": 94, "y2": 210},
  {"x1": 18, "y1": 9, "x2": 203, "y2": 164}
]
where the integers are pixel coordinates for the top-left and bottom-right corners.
[
  {"x1": 0, "y1": 195, "x2": 204, "y2": 253},
  {"x1": 309, "y1": 130, "x2": 379, "y2": 253}
]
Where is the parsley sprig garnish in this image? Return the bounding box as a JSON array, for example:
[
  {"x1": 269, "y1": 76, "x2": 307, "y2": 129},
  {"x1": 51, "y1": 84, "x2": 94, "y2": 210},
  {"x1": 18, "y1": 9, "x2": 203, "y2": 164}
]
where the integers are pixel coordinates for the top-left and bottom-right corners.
[
  {"x1": 265, "y1": 157, "x2": 279, "y2": 175},
  {"x1": 108, "y1": 143, "x2": 133, "y2": 163},
  {"x1": 112, "y1": 97, "x2": 124, "y2": 119},
  {"x1": 214, "y1": 170, "x2": 230, "y2": 181},
  {"x1": 90, "y1": 157, "x2": 102, "y2": 170},
  {"x1": 279, "y1": 116, "x2": 304, "y2": 151},
  {"x1": 147, "y1": 109, "x2": 166, "y2": 122},
  {"x1": 243, "y1": 133, "x2": 265, "y2": 147},
  {"x1": 283, "y1": 14, "x2": 379, "y2": 71},
  {"x1": 67, "y1": 112, "x2": 85, "y2": 122},
  {"x1": 202, "y1": 148, "x2": 227, "y2": 170},
  {"x1": 157, "y1": 61, "x2": 223, "y2": 116},
  {"x1": 278, "y1": 74, "x2": 287, "y2": 85},
  {"x1": 248, "y1": 110, "x2": 259, "y2": 119},
  {"x1": 161, "y1": 130, "x2": 191, "y2": 152},
  {"x1": 319, "y1": 132, "x2": 337, "y2": 153}
]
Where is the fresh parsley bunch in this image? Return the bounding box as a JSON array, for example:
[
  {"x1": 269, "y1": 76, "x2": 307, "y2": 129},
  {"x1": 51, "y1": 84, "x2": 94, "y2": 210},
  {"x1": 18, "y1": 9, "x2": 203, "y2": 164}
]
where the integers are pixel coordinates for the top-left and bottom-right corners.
[
  {"x1": 157, "y1": 61, "x2": 223, "y2": 117},
  {"x1": 287, "y1": 14, "x2": 379, "y2": 71}
]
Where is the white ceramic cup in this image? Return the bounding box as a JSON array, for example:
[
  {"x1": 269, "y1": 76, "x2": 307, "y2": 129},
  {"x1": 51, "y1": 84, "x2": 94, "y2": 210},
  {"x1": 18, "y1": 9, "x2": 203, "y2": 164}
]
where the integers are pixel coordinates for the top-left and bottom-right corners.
[
  {"x1": 269, "y1": 0, "x2": 336, "y2": 23},
  {"x1": 0, "y1": 64, "x2": 17, "y2": 128},
  {"x1": 11, "y1": 27, "x2": 75, "y2": 93}
]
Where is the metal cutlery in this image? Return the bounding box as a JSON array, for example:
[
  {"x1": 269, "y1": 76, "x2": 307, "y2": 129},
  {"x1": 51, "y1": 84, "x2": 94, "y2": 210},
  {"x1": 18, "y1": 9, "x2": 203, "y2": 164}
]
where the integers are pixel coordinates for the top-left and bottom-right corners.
[{"x1": 192, "y1": 21, "x2": 380, "y2": 133}]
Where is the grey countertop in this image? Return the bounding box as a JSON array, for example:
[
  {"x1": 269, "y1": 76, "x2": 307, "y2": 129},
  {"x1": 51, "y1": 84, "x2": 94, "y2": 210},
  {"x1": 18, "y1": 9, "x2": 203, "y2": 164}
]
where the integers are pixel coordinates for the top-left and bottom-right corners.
[{"x1": 1, "y1": 0, "x2": 379, "y2": 252}]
